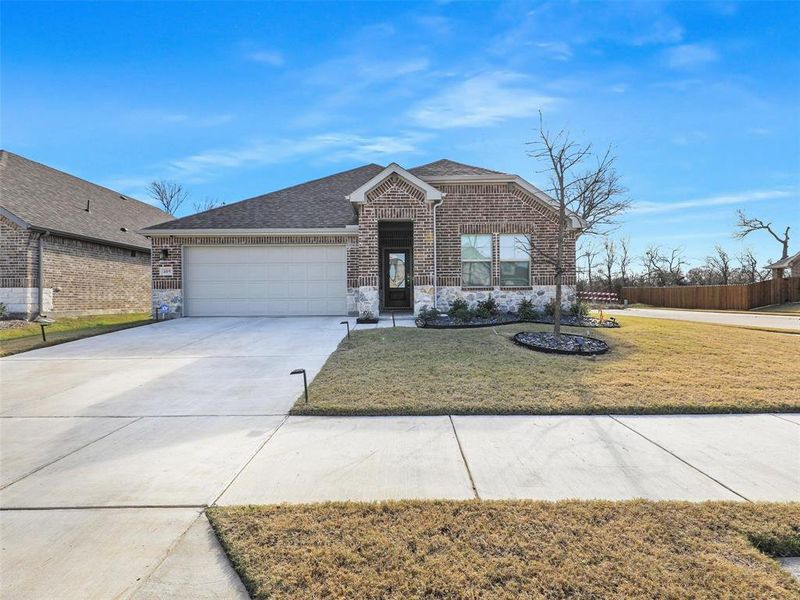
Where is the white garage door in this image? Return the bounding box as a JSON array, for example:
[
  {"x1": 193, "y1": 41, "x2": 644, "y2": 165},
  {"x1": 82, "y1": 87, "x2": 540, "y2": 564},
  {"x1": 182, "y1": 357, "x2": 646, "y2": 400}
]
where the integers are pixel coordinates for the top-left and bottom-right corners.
[{"x1": 184, "y1": 245, "x2": 347, "y2": 316}]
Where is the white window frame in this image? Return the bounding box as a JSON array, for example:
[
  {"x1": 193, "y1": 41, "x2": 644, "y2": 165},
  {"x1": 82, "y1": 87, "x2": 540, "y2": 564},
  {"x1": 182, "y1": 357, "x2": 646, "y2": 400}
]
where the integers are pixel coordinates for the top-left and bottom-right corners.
[
  {"x1": 499, "y1": 234, "x2": 531, "y2": 287},
  {"x1": 461, "y1": 234, "x2": 493, "y2": 287}
]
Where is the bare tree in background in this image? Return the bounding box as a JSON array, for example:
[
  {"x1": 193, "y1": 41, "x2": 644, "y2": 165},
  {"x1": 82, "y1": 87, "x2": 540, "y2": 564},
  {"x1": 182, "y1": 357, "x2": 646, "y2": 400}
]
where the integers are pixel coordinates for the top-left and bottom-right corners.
[
  {"x1": 733, "y1": 210, "x2": 790, "y2": 259},
  {"x1": 618, "y1": 237, "x2": 632, "y2": 286},
  {"x1": 602, "y1": 238, "x2": 617, "y2": 291},
  {"x1": 578, "y1": 242, "x2": 601, "y2": 290},
  {"x1": 527, "y1": 114, "x2": 629, "y2": 336},
  {"x1": 147, "y1": 180, "x2": 188, "y2": 215},
  {"x1": 737, "y1": 248, "x2": 765, "y2": 284},
  {"x1": 642, "y1": 245, "x2": 687, "y2": 286},
  {"x1": 705, "y1": 244, "x2": 733, "y2": 285},
  {"x1": 193, "y1": 197, "x2": 224, "y2": 213}
]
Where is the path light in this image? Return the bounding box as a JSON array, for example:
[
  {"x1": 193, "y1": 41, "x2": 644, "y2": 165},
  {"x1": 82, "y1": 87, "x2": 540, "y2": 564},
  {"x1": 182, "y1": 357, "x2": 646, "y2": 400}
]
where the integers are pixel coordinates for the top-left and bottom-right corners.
[
  {"x1": 340, "y1": 320, "x2": 350, "y2": 339},
  {"x1": 290, "y1": 368, "x2": 308, "y2": 403},
  {"x1": 391, "y1": 311, "x2": 396, "y2": 327}
]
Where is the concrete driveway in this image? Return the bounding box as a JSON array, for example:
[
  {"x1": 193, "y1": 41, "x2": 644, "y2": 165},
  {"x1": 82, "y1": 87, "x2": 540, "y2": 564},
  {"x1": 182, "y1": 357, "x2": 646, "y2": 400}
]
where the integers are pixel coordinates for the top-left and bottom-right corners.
[
  {"x1": 1, "y1": 317, "x2": 798, "y2": 599},
  {"x1": 607, "y1": 307, "x2": 800, "y2": 331}
]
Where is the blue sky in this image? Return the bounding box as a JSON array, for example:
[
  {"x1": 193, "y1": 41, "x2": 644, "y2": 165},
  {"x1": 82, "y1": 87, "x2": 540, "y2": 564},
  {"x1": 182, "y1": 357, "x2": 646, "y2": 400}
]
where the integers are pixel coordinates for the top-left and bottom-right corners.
[{"x1": 2, "y1": 1, "x2": 798, "y2": 268}]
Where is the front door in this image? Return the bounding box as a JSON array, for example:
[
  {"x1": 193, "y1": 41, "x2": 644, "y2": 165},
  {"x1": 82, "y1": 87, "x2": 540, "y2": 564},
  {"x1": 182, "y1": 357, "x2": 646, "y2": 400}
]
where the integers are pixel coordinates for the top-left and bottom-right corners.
[{"x1": 383, "y1": 248, "x2": 412, "y2": 310}]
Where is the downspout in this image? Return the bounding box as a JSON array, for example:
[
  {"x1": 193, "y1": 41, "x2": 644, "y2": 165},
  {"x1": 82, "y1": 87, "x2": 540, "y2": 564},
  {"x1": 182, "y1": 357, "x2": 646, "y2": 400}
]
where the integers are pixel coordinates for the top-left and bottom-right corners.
[
  {"x1": 432, "y1": 195, "x2": 445, "y2": 309},
  {"x1": 37, "y1": 231, "x2": 50, "y2": 317}
]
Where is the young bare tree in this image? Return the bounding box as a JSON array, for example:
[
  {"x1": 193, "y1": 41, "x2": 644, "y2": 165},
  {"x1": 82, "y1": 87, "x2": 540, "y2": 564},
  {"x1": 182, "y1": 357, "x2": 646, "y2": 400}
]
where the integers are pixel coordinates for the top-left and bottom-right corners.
[
  {"x1": 733, "y1": 210, "x2": 790, "y2": 259},
  {"x1": 192, "y1": 197, "x2": 223, "y2": 213},
  {"x1": 147, "y1": 180, "x2": 188, "y2": 215},
  {"x1": 602, "y1": 238, "x2": 617, "y2": 291},
  {"x1": 527, "y1": 114, "x2": 629, "y2": 336},
  {"x1": 618, "y1": 237, "x2": 632, "y2": 287},
  {"x1": 705, "y1": 244, "x2": 733, "y2": 285}
]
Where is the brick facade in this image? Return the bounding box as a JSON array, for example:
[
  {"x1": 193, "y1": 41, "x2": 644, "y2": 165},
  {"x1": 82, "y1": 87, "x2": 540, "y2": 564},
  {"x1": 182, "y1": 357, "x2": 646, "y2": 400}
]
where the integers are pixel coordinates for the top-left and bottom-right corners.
[
  {"x1": 146, "y1": 178, "x2": 579, "y2": 318},
  {"x1": 1, "y1": 215, "x2": 152, "y2": 317}
]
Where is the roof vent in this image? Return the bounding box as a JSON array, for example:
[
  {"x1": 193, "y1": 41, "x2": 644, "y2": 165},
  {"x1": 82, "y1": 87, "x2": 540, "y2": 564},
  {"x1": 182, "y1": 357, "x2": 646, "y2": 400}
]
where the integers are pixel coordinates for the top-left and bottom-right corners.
[
  {"x1": 85, "y1": 199, "x2": 91, "y2": 212},
  {"x1": 120, "y1": 227, "x2": 129, "y2": 232}
]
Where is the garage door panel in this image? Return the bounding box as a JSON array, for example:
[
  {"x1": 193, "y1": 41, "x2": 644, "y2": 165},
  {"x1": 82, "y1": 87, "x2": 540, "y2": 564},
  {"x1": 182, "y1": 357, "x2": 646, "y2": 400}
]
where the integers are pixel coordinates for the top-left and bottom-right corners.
[{"x1": 185, "y1": 245, "x2": 346, "y2": 316}]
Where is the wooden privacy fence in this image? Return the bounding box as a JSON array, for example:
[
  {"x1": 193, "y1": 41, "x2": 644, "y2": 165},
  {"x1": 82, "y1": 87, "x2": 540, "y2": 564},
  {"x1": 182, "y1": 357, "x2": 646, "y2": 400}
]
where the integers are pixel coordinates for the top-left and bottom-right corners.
[{"x1": 622, "y1": 277, "x2": 800, "y2": 310}]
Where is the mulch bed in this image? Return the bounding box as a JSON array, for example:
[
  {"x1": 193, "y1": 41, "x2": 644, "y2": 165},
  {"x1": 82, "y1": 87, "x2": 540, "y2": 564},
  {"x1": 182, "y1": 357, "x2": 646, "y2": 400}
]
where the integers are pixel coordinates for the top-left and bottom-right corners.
[
  {"x1": 416, "y1": 313, "x2": 620, "y2": 329},
  {"x1": 512, "y1": 331, "x2": 610, "y2": 355}
]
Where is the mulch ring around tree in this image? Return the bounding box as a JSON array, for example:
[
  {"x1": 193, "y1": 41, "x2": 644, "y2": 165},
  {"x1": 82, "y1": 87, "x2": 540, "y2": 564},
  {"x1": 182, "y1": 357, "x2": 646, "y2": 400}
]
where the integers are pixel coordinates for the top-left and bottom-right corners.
[
  {"x1": 512, "y1": 331, "x2": 610, "y2": 356},
  {"x1": 415, "y1": 314, "x2": 620, "y2": 329}
]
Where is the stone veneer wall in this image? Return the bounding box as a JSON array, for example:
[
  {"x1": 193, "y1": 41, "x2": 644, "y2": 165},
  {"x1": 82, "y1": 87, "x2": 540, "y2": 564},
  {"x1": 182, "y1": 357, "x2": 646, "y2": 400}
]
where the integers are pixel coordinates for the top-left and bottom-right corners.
[
  {"x1": 1, "y1": 215, "x2": 150, "y2": 317},
  {"x1": 432, "y1": 285, "x2": 576, "y2": 314}
]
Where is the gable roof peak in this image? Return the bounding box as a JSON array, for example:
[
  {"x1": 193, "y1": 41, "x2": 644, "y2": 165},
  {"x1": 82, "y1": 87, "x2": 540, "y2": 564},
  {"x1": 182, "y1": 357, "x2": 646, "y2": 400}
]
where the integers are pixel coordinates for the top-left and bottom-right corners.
[{"x1": 409, "y1": 159, "x2": 507, "y2": 178}]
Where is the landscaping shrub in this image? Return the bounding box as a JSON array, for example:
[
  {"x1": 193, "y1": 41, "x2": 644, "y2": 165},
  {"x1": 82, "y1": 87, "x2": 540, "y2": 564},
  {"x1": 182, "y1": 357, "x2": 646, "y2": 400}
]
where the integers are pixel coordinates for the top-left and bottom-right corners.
[
  {"x1": 416, "y1": 305, "x2": 440, "y2": 321},
  {"x1": 474, "y1": 295, "x2": 499, "y2": 319},
  {"x1": 543, "y1": 298, "x2": 557, "y2": 317},
  {"x1": 570, "y1": 300, "x2": 590, "y2": 318},
  {"x1": 0, "y1": 303, "x2": 6, "y2": 319},
  {"x1": 516, "y1": 298, "x2": 539, "y2": 321},
  {"x1": 448, "y1": 298, "x2": 473, "y2": 322}
]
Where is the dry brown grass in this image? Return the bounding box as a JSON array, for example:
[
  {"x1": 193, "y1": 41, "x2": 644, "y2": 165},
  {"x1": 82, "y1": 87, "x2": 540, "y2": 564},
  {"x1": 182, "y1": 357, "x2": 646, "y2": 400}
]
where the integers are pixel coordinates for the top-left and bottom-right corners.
[
  {"x1": 291, "y1": 315, "x2": 800, "y2": 415},
  {"x1": 208, "y1": 500, "x2": 800, "y2": 600}
]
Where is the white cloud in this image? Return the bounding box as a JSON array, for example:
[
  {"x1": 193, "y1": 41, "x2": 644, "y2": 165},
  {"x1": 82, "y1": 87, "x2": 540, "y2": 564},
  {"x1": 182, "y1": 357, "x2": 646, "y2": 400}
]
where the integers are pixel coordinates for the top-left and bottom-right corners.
[
  {"x1": 245, "y1": 50, "x2": 285, "y2": 66},
  {"x1": 632, "y1": 190, "x2": 792, "y2": 214},
  {"x1": 535, "y1": 42, "x2": 573, "y2": 61},
  {"x1": 163, "y1": 132, "x2": 426, "y2": 182},
  {"x1": 664, "y1": 44, "x2": 719, "y2": 69},
  {"x1": 409, "y1": 71, "x2": 557, "y2": 129},
  {"x1": 127, "y1": 110, "x2": 234, "y2": 128}
]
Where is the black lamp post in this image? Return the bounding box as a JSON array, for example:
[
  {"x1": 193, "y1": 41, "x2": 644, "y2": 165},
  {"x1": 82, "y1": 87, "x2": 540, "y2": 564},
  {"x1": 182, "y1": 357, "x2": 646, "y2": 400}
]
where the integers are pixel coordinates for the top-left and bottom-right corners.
[
  {"x1": 290, "y1": 368, "x2": 308, "y2": 403},
  {"x1": 340, "y1": 320, "x2": 350, "y2": 338}
]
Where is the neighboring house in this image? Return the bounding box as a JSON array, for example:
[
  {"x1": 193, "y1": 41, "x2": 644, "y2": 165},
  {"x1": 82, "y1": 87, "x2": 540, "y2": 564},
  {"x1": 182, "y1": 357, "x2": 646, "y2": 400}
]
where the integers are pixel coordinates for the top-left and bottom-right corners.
[
  {"x1": 766, "y1": 251, "x2": 800, "y2": 278},
  {"x1": 0, "y1": 151, "x2": 172, "y2": 317},
  {"x1": 142, "y1": 160, "x2": 584, "y2": 318}
]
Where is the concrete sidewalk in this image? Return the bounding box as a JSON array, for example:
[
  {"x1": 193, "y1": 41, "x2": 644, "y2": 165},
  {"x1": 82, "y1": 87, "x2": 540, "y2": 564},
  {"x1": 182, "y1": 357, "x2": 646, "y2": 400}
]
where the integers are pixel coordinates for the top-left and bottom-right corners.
[
  {"x1": 607, "y1": 307, "x2": 800, "y2": 331},
  {"x1": 2, "y1": 318, "x2": 798, "y2": 599}
]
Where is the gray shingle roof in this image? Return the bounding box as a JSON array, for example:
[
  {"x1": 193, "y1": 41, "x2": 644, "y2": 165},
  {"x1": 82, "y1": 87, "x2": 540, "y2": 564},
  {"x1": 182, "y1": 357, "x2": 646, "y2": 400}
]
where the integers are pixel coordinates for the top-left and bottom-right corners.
[
  {"x1": 409, "y1": 159, "x2": 506, "y2": 177},
  {"x1": 144, "y1": 163, "x2": 385, "y2": 231},
  {"x1": 0, "y1": 150, "x2": 172, "y2": 250}
]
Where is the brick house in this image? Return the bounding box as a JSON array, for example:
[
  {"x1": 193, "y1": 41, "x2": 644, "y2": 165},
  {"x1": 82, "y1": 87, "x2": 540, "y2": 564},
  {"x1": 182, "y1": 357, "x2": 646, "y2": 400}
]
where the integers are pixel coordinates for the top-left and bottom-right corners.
[
  {"x1": 142, "y1": 160, "x2": 584, "y2": 318},
  {"x1": 0, "y1": 151, "x2": 172, "y2": 317}
]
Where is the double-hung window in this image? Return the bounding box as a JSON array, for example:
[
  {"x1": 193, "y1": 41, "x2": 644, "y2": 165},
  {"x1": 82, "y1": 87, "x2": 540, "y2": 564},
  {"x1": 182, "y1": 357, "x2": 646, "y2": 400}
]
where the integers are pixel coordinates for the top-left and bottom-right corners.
[
  {"x1": 461, "y1": 234, "x2": 492, "y2": 286},
  {"x1": 499, "y1": 234, "x2": 531, "y2": 286}
]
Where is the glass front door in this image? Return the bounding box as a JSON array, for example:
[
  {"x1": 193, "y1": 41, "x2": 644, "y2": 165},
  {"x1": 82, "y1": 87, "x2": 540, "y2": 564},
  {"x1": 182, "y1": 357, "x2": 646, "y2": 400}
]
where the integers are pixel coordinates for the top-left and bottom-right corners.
[{"x1": 383, "y1": 248, "x2": 412, "y2": 309}]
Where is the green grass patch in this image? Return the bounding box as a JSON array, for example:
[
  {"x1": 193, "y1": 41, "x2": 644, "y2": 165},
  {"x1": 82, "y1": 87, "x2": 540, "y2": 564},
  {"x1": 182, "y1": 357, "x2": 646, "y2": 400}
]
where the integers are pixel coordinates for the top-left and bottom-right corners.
[
  {"x1": 0, "y1": 312, "x2": 154, "y2": 356},
  {"x1": 291, "y1": 315, "x2": 800, "y2": 415},
  {"x1": 208, "y1": 500, "x2": 800, "y2": 600}
]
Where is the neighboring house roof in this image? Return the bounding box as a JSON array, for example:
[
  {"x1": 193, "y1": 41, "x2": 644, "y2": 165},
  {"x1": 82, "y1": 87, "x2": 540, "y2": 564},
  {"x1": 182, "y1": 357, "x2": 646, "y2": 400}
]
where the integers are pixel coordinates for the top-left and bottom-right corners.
[
  {"x1": 765, "y1": 251, "x2": 800, "y2": 270},
  {"x1": 408, "y1": 159, "x2": 505, "y2": 177},
  {"x1": 144, "y1": 163, "x2": 384, "y2": 232},
  {"x1": 0, "y1": 150, "x2": 171, "y2": 250}
]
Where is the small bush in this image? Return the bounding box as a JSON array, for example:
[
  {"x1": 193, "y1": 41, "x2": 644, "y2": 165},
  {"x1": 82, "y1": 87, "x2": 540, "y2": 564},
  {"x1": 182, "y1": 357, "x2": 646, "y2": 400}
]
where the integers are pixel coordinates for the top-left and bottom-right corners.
[
  {"x1": 474, "y1": 295, "x2": 499, "y2": 319},
  {"x1": 570, "y1": 300, "x2": 590, "y2": 318},
  {"x1": 517, "y1": 298, "x2": 539, "y2": 320},
  {"x1": 417, "y1": 305, "x2": 440, "y2": 321},
  {"x1": 448, "y1": 298, "x2": 473, "y2": 322},
  {"x1": 543, "y1": 298, "x2": 557, "y2": 317},
  {"x1": 0, "y1": 303, "x2": 6, "y2": 319}
]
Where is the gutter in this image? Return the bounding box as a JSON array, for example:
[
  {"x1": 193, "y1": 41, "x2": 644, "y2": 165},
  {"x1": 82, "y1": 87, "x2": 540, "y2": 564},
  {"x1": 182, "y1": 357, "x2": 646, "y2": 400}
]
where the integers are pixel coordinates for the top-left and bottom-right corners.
[{"x1": 137, "y1": 226, "x2": 360, "y2": 236}]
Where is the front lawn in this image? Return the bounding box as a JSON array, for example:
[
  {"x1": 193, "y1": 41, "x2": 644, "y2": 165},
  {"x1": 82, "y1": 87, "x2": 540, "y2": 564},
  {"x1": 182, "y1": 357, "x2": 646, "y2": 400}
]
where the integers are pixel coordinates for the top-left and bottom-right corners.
[
  {"x1": 292, "y1": 315, "x2": 800, "y2": 415},
  {"x1": 208, "y1": 500, "x2": 800, "y2": 599},
  {"x1": 0, "y1": 312, "x2": 154, "y2": 356}
]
